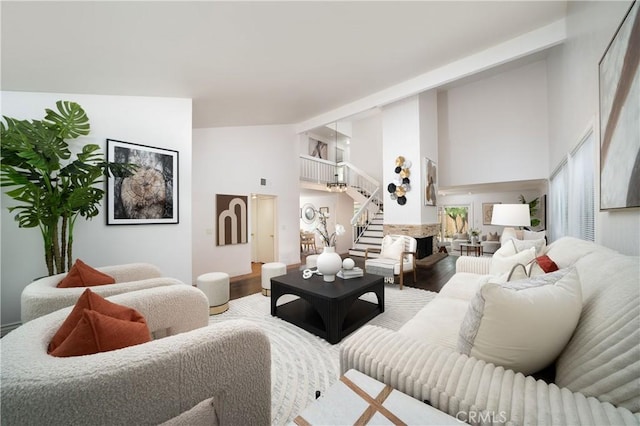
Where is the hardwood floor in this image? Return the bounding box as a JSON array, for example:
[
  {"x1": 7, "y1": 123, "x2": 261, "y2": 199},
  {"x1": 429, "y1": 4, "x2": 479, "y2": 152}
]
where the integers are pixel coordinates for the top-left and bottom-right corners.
[{"x1": 229, "y1": 253, "x2": 457, "y2": 300}]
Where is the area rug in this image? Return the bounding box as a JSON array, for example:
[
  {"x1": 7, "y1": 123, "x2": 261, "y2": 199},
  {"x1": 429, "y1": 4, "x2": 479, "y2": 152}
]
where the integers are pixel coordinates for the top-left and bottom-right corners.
[{"x1": 208, "y1": 284, "x2": 436, "y2": 425}]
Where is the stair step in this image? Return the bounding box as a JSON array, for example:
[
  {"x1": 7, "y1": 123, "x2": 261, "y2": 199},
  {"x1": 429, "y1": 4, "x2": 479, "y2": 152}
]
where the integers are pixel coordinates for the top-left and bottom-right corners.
[
  {"x1": 352, "y1": 242, "x2": 382, "y2": 251},
  {"x1": 348, "y1": 249, "x2": 364, "y2": 257},
  {"x1": 358, "y1": 236, "x2": 383, "y2": 244},
  {"x1": 350, "y1": 208, "x2": 384, "y2": 259},
  {"x1": 348, "y1": 250, "x2": 365, "y2": 258},
  {"x1": 348, "y1": 248, "x2": 381, "y2": 258}
]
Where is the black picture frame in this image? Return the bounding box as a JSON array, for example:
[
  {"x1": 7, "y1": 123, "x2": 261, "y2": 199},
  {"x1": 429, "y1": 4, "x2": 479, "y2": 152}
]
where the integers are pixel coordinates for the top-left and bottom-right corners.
[
  {"x1": 598, "y1": 1, "x2": 639, "y2": 210},
  {"x1": 106, "y1": 139, "x2": 179, "y2": 225}
]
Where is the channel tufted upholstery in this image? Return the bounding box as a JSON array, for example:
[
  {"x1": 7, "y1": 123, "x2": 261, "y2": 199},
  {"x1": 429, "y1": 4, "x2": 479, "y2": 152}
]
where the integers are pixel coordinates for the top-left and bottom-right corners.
[{"x1": 342, "y1": 237, "x2": 640, "y2": 425}]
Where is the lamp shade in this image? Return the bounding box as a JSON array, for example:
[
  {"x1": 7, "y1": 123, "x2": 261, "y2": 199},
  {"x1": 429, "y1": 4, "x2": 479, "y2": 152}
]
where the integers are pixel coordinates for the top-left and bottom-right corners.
[{"x1": 491, "y1": 204, "x2": 531, "y2": 227}]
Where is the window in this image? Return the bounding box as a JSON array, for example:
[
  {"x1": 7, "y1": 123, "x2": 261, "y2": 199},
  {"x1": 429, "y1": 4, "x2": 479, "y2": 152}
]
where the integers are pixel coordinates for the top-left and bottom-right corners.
[
  {"x1": 440, "y1": 205, "x2": 470, "y2": 240},
  {"x1": 549, "y1": 129, "x2": 595, "y2": 242},
  {"x1": 549, "y1": 161, "x2": 568, "y2": 242},
  {"x1": 568, "y1": 132, "x2": 595, "y2": 241}
]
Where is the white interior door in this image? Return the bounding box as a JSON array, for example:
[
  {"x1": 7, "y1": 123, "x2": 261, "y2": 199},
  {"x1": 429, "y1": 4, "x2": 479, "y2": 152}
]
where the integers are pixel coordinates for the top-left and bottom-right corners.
[{"x1": 255, "y1": 195, "x2": 276, "y2": 263}]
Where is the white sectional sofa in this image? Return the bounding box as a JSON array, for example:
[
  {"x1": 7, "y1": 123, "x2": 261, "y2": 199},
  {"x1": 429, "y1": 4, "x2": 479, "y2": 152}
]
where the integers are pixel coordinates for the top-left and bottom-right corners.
[{"x1": 341, "y1": 237, "x2": 640, "y2": 425}]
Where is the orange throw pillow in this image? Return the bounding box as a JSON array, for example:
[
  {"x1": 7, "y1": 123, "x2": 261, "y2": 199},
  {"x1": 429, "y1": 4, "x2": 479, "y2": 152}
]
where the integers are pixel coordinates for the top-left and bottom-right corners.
[
  {"x1": 48, "y1": 288, "x2": 150, "y2": 355},
  {"x1": 57, "y1": 259, "x2": 116, "y2": 288},
  {"x1": 49, "y1": 309, "x2": 151, "y2": 357},
  {"x1": 536, "y1": 255, "x2": 559, "y2": 273}
]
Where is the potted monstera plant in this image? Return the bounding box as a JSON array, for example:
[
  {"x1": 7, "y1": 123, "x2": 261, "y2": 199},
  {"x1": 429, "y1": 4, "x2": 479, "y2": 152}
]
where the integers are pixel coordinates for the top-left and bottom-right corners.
[
  {"x1": 1, "y1": 101, "x2": 135, "y2": 276},
  {"x1": 519, "y1": 194, "x2": 541, "y2": 228}
]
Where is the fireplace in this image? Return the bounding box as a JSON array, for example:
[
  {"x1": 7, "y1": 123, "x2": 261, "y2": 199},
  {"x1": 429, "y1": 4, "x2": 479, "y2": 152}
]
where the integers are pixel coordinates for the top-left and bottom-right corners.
[
  {"x1": 383, "y1": 223, "x2": 440, "y2": 258},
  {"x1": 416, "y1": 236, "x2": 433, "y2": 259}
]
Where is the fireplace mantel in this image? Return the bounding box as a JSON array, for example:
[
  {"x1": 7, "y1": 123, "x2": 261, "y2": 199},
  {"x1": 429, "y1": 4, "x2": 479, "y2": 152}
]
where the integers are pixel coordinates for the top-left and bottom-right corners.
[
  {"x1": 383, "y1": 223, "x2": 439, "y2": 237},
  {"x1": 383, "y1": 223, "x2": 440, "y2": 256}
]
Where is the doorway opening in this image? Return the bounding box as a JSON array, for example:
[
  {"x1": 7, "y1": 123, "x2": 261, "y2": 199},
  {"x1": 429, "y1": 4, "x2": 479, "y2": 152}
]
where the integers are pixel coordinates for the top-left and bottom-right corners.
[{"x1": 251, "y1": 194, "x2": 277, "y2": 265}]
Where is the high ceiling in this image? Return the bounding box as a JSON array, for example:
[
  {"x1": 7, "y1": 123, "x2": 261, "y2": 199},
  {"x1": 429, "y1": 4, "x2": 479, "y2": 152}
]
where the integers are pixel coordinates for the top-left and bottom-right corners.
[{"x1": 1, "y1": 1, "x2": 567, "y2": 129}]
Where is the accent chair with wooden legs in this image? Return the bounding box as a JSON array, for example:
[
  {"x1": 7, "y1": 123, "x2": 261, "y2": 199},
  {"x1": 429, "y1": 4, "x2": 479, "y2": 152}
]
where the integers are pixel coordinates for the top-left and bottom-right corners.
[{"x1": 364, "y1": 234, "x2": 417, "y2": 290}]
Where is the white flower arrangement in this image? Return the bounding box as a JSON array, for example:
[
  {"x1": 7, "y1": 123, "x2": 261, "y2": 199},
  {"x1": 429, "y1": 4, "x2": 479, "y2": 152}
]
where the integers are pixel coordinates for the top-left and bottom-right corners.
[{"x1": 315, "y1": 210, "x2": 345, "y2": 247}]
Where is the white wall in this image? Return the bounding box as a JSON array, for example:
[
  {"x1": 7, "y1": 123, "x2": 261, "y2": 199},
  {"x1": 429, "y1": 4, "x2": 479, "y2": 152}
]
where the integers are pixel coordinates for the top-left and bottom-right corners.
[
  {"x1": 438, "y1": 60, "x2": 550, "y2": 187},
  {"x1": 547, "y1": 0, "x2": 639, "y2": 255},
  {"x1": 419, "y1": 90, "x2": 439, "y2": 225},
  {"x1": 350, "y1": 114, "x2": 383, "y2": 184},
  {"x1": 192, "y1": 125, "x2": 300, "y2": 279},
  {"x1": 382, "y1": 96, "x2": 423, "y2": 225},
  {"x1": 0, "y1": 91, "x2": 192, "y2": 326}
]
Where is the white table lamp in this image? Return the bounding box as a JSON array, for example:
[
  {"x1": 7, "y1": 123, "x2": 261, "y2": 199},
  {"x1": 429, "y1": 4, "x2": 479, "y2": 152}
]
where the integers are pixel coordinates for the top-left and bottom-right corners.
[{"x1": 491, "y1": 204, "x2": 531, "y2": 228}]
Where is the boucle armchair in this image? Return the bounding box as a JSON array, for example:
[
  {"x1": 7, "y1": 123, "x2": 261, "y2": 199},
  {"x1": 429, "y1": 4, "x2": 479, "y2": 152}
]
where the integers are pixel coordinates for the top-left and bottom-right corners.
[
  {"x1": 21, "y1": 262, "x2": 183, "y2": 323},
  {"x1": 2, "y1": 285, "x2": 271, "y2": 426},
  {"x1": 341, "y1": 237, "x2": 640, "y2": 425}
]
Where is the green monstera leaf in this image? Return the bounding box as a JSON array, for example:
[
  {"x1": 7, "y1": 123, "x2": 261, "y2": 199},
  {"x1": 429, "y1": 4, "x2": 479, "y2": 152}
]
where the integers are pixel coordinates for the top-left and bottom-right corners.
[{"x1": 44, "y1": 100, "x2": 90, "y2": 140}]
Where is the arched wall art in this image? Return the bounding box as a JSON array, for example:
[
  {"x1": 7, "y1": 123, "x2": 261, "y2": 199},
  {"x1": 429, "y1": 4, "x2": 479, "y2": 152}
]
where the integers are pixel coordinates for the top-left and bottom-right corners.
[{"x1": 216, "y1": 194, "x2": 248, "y2": 246}]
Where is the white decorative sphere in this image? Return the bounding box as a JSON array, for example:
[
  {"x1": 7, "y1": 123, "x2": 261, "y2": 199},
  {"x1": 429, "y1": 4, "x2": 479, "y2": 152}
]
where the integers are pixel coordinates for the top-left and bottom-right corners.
[{"x1": 342, "y1": 258, "x2": 355, "y2": 270}]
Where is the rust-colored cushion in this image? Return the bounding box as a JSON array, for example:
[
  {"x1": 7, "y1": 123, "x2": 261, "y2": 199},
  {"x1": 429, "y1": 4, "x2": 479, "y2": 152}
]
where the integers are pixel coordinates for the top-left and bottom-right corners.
[
  {"x1": 49, "y1": 309, "x2": 151, "y2": 357},
  {"x1": 57, "y1": 259, "x2": 116, "y2": 288},
  {"x1": 536, "y1": 255, "x2": 559, "y2": 273},
  {"x1": 48, "y1": 288, "x2": 150, "y2": 355}
]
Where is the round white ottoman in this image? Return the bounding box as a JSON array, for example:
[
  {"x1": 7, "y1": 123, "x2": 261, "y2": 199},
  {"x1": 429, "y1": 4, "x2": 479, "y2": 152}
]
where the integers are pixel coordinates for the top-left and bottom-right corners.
[
  {"x1": 196, "y1": 272, "x2": 230, "y2": 315},
  {"x1": 305, "y1": 254, "x2": 319, "y2": 269},
  {"x1": 261, "y1": 262, "x2": 287, "y2": 296}
]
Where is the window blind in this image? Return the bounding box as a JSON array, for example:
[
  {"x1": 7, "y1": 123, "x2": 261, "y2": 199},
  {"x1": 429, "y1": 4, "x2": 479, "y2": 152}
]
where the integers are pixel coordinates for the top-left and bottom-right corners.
[
  {"x1": 549, "y1": 128, "x2": 595, "y2": 242},
  {"x1": 568, "y1": 132, "x2": 595, "y2": 241},
  {"x1": 549, "y1": 162, "x2": 568, "y2": 242}
]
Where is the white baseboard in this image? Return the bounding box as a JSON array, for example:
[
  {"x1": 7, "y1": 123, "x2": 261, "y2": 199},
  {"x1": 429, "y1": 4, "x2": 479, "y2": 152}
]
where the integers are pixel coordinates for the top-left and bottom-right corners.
[{"x1": 1, "y1": 322, "x2": 21, "y2": 337}]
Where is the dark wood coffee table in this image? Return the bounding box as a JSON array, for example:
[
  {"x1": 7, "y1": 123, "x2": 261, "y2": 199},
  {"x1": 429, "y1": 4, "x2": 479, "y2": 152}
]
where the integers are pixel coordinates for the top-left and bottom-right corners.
[
  {"x1": 459, "y1": 242, "x2": 483, "y2": 257},
  {"x1": 270, "y1": 271, "x2": 384, "y2": 344}
]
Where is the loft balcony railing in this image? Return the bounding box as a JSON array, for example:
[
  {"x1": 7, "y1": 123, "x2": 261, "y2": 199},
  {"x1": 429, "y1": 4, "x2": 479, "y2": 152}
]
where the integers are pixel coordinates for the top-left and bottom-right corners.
[{"x1": 300, "y1": 155, "x2": 382, "y2": 246}]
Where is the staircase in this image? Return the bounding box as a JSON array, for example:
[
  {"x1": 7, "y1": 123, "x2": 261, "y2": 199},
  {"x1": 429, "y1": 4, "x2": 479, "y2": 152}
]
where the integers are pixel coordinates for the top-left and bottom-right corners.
[
  {"x1": 300, "y1": 154, "x2": 385, "y2": 257},
  {"x1": 348, "y1": 211, "x2": 384, "y2": 258}
]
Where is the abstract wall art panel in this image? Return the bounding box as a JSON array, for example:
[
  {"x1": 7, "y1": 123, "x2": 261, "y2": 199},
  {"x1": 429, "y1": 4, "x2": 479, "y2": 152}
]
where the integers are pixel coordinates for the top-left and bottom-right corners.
[
  {"x1": 599, "y1": 1, "x2": 639, "y2": 210},
  {"x1": 216, "y1": 194, "x2": 248, "y2": 246}
]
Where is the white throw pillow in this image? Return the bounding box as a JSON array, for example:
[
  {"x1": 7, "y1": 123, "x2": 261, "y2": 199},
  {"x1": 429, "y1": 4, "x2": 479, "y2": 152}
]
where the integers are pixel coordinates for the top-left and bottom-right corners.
[
  {"x1": 381, "y1": 236, "x2": 404, "y2": 260},
  {"x1": 489, "y1": 246, "x2": 536, "y2": 276},
  {"x1": 500, "y1": 228, "x2": 523, "y2": 245},
  {"x1": 493, "y1": 240, "x2": 517, "y2": 257},
  {"x1": 457, "y1": 268, "x2": 582, "y2": 375},
  {"x1": 513, "y1": 238, "x2": 546, "y2": 255},
  {"x1": 523, "y1": 230, "x2": 546, "y2": 240}
]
